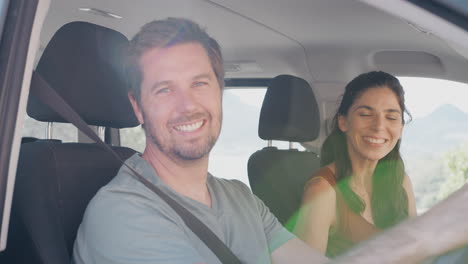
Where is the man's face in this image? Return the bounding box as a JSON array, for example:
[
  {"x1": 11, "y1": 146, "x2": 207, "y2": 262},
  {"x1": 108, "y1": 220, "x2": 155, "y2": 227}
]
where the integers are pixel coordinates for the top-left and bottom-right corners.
[{"x1": 129, "y1": 42, "x2": 222, "y2": 161}]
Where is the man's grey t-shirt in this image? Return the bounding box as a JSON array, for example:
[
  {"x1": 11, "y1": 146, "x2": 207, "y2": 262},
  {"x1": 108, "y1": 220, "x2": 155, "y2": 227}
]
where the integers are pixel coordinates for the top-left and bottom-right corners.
[{"x1": 72, "y1": 154, "x2": 294, "y2": 264}]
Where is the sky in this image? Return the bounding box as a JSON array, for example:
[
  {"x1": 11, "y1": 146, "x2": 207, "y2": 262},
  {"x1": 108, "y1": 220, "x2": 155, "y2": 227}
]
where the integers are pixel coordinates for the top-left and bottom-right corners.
[
  {"x1": 227, "y1": 77, "x2": 468, "y2": 120},
  {"x1": 212, "y1": 77, "x2": 468, "y2": 185},
  {"x1": 399, "y1": 77, "x2": 468, "y2": 118}
]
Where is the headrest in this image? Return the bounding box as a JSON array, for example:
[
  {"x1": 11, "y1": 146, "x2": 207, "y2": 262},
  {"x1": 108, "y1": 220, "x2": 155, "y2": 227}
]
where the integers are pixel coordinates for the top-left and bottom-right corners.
[
  {"x1": 28, "y1": 21, "x2": 138, "y2": 128},
  {"x1": 258, "y1": 75, "x2": 320, "y2": 142}
]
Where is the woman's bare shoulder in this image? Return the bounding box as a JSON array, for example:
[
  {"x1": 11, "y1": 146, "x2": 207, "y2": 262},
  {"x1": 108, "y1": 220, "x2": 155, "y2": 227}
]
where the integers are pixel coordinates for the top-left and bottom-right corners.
[
  {"x1": 306, "y1": 163, "x2": 337, "y2": 187},
  {"x1": 304, "y1": 165, "x2": 337, "y2": 203}
]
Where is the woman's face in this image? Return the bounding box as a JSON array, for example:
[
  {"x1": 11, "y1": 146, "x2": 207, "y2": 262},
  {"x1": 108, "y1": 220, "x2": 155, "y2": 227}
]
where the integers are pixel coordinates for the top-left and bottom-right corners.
[{"x1": 338, "y1": 86, "x2": 403, "y2": 163}]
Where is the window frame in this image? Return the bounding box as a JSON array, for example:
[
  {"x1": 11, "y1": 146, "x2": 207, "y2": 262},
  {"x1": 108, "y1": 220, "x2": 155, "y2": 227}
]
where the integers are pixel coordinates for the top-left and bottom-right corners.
[
  {"x1": 0, "y1": 0, "x2": 50, "y2": 251},
  {"x1": 408, "y1": 0, "x2": 468, "y2": 30}
]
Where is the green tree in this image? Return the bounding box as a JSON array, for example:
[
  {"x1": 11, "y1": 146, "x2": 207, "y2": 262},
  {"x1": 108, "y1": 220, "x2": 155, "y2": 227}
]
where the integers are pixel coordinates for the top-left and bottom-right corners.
[{"x1": 437, "y1": 143, "x2": 468, "y2": 200}]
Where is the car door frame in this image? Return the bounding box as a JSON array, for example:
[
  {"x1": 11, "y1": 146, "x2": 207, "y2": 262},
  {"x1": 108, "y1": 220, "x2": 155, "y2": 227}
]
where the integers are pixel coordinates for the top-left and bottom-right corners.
[{"x1": 0, "y1": 0, "x2": 50, "y2": 251}]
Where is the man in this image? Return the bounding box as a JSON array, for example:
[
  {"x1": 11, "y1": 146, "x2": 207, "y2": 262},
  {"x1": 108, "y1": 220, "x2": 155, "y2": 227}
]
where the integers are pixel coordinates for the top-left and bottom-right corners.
[
  {"x1": 73, "y1": 17, "x2": 468, "y2": 264},
  {"x1": 72, "y1": 17, "x2": 326, "y2": 264}
]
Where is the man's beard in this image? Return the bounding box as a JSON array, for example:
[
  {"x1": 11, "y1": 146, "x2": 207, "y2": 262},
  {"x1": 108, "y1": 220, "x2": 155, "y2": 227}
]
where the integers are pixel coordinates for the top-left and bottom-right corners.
[
  {"x1": 149, "y1": 129, "x2": 218, "y2": 160},
  {"x1": 143, "y1": 111, "x2": 221, "y2": 161}
]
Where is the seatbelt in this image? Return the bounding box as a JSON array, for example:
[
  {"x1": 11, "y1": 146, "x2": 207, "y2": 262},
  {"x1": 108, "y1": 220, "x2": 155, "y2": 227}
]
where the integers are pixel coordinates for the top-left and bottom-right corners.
[{"x1": 29, "y1": 71, "x2": 242, "y2": 264}]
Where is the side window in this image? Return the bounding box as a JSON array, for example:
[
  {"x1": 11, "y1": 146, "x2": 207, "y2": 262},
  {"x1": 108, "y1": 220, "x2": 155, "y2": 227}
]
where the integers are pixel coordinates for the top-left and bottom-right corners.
[
  {"x1": 22, "y1": 115, "x2": 77, "y2": 142},
  {"x1": 120, "y1": 126, "x2": 145, "y2": 153},
  {"x1": 210, "y1": 89, "x2": 303, "y2": 186},
  {"x1": 209, "y1": 88, "x2": 267, "y2": 186},
  {"x1": 119, "y1": 88, "x2": 300, "y2": 187},
  {"x1": 400, "y1": 77, "x2": 468, "y2": 213},
  {"x1": 24, "y1": 82, "x2": 313, "y2": 185}
]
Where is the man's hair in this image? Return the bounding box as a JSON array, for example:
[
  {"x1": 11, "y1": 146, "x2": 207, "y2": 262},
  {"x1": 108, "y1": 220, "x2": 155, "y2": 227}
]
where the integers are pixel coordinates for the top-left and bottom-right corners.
[{"x1": 126, "y1": 17, "x2": 224, "y2": 102}]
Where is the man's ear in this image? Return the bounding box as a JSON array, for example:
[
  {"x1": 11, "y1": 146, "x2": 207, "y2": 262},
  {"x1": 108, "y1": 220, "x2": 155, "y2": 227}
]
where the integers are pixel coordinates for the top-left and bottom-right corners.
[
  {"x1": 128, "y1": 92, "x2": 144, "y2": 125},
  {"x1": 338, "y1": 115, "x2": 348, "y2": 132}
]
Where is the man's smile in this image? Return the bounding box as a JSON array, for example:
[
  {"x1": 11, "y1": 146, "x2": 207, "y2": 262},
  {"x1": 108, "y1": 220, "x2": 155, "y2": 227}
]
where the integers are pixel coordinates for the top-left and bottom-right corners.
[{"x1": 173, "y1": 120, "x2": 205, "y2": 132}]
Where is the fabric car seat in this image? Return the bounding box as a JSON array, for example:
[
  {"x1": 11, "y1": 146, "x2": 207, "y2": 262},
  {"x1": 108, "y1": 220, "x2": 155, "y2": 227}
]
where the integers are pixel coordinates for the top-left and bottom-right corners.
[
  {"x1": 4, "y1": 21, "x2": 139, "y2": 264},
  {"x1": 248, "y1": 74, "x2": 321, "y2": 228}
]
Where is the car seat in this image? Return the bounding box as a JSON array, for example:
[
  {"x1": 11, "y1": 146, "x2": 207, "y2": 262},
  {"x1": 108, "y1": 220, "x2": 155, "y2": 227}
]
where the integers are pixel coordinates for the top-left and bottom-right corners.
[
  {"x1": 248, "y1": 74, "x2": 321, "y2": 229},
  {"x1": 4, "y1": 21, "x2": 139, "y2": 264}
]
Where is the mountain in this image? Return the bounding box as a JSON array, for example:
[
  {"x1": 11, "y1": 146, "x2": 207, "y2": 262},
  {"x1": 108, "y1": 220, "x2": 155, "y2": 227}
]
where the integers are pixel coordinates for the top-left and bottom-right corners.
[
  {"x1": 400, "y1": 104, "x2": 468, "y2": 212},
  {"x1": 402, "y1": 104, "x2": 468, "y2": 159}
]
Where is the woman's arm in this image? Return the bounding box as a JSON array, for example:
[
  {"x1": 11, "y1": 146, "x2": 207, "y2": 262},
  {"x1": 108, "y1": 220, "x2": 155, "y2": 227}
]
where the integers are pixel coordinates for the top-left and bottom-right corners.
[
  {"x1": 294, "y1": 176, "x2": 337, "y2": 253},
  {"x1": 403, "y1": 175, "x2": 417, "y2": 217}
]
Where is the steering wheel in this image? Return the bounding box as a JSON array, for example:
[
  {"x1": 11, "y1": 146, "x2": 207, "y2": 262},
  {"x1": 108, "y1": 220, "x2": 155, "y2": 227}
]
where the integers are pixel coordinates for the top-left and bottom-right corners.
[{"x1": 428, "y1": 245, "x2": 468, "y2": 264}]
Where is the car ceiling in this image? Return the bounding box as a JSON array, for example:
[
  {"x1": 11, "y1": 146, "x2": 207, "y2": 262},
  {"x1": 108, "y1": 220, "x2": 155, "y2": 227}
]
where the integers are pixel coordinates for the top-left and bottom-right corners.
[{"x1": 39, "y1": 0, "x2": 468, "y2": 99}]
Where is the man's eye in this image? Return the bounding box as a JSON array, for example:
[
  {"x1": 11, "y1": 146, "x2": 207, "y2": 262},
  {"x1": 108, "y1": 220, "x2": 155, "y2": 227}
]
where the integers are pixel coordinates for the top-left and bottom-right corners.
[
  {"x1": 156, "y1": 88, "x2": 170, "y2": 94},
  {"x1": 359, "y1": 113, "x2": 371, "y2": 117},
  {"x1": 387, "y1": 116, "x2": 399, "y2": 121},
  {"x1": 193, "y1": 81, "x2": 208, "y2": 87}
]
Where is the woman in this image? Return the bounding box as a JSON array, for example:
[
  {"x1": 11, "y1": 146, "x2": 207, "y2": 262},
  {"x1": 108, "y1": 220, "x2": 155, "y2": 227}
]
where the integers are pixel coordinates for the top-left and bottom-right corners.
[{"x1": 294, "y1": 71, "x2": 417, "y2": 257}]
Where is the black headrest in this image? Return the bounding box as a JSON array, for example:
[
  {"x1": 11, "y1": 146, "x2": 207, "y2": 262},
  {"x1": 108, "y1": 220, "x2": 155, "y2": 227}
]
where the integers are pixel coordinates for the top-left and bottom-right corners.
[
  {"x1": 27, "y1": 21, "x2": 138, "y2": 128},
  {"x1": 258, "y1": 75, "x2": 320, "y2": 142}
]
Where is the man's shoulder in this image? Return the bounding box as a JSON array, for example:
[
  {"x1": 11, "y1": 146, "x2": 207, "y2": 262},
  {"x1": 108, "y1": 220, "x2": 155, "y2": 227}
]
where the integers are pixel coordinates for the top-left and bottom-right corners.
[
  {"x1": 86, "y1": 168, "x2": 171, "y2": 220},
  {"x1": 82, "y1": 157, "x2": 178, "y2": 229},
  {"x1": 76, "y1": 170, "x2": 185, "y2": 253},
  {"x1": 91, "y1": 153, "x2": 161, "y2": 204},
  {"x1": 74, "y1": 180, "x2": 204, "y2": 264}
]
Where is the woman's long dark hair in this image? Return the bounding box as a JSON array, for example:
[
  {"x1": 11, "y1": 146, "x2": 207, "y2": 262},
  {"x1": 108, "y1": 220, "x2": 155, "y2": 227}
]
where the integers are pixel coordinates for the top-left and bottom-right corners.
[{"x1": 321, "y1": 71, "x2": 411, "y2": 229}]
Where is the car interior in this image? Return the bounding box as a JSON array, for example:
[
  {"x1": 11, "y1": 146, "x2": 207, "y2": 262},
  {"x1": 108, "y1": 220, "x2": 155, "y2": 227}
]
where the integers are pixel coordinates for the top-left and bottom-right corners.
[{"x1": 1, "y1": 0, "x2": 468, "y2": 263}]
